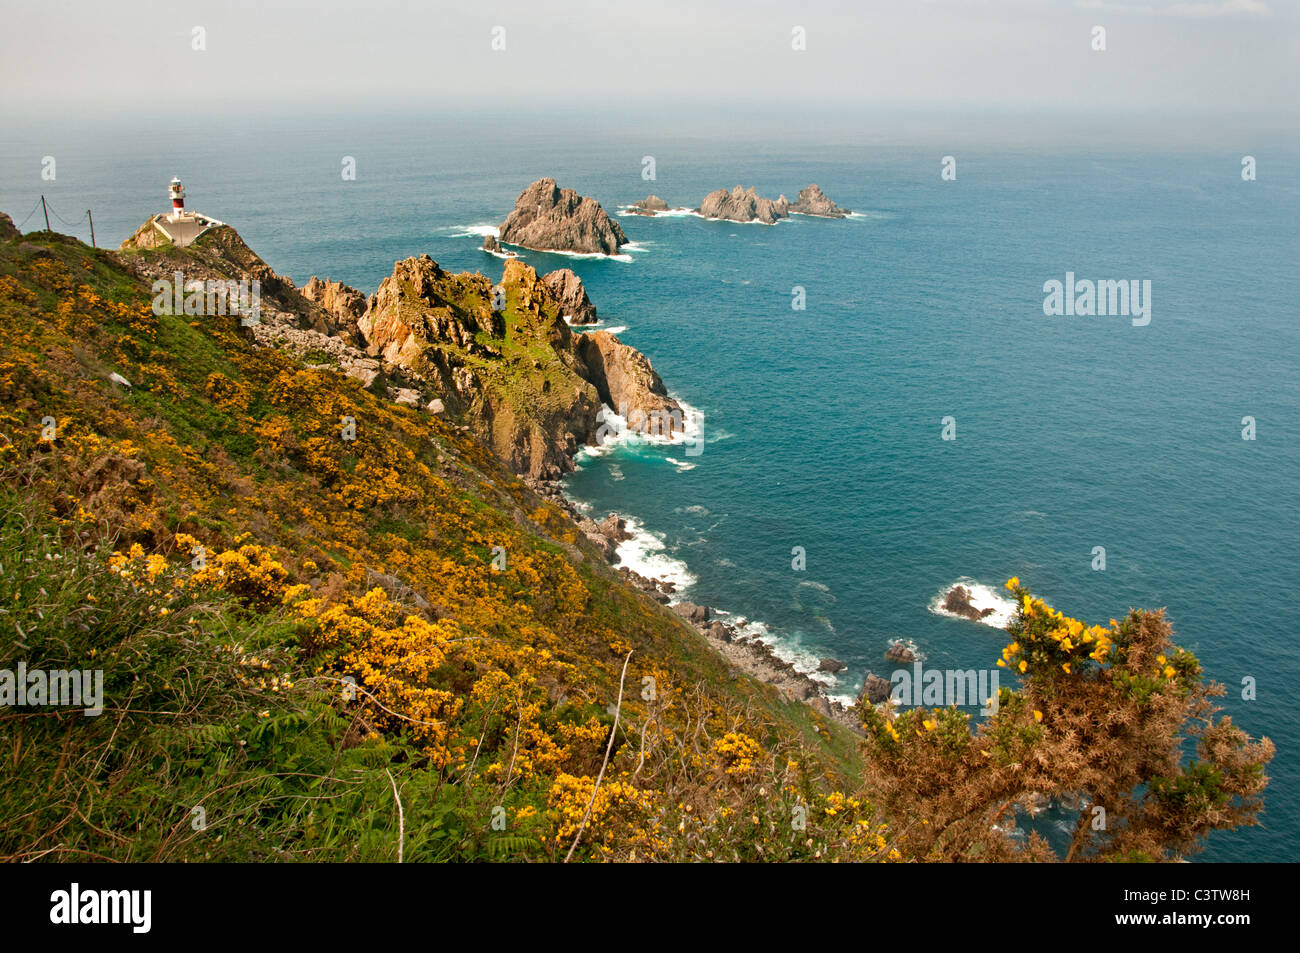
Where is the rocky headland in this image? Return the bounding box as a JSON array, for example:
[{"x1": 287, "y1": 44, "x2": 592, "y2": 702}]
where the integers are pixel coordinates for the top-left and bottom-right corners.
[{"x1": 113, "y1": 205, "x2": 856, "y2": 731}]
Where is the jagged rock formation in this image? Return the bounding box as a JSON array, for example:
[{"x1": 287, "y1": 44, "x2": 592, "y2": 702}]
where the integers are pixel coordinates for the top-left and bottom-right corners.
[
  {"x1": 576, "y1": 330, "x2": 682, "y2": 431},
  {"x1": 789, "y1": 184, "x2": 850, "y2": 218},
  {"x1": 117, "y1": 216, "x2": 677, "y2": 480},
  {"x1": 627, "y1": 195, "x2": 670, "y2": 217},
  {"x1": 482, "y1": 234, "x2": 500, "y2": 253},
  {"x1": 302, "y1": 276, "x2": 368, "y2": 346},
  {"x1": 497, "y1": 178, "x2": 627, "y2": 255},
  {"x1": 697, "y1": 186, "x2": 790, "y2": 224},
  {"x1": 0, "y1": 212, "x2": 18, "y2": 242},
  {"x1": 541, "y1": 268, "x2": 598, "y2": 325}
]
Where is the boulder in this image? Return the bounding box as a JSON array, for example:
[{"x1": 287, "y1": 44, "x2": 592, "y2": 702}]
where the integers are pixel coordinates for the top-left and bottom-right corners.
[
  {"x1": 671, "y1": 602, "x2": 711, "y2": 624},
  {"x1": 364, "y1": 569, "x2": 431, "y2": 612},
  {"x1": 817, "y1": 658, "x2": 848, "y2": 673},
  {"x1": 482, "y1": 234, "x2": 500, "y2": 253},
  {"x1": 497, "y1": 178, "x2": 627, "y2": 256},
  {"x1": 0, "y1": 212, "x2": 19, "y2": 242},
  {"x1": 860, "y1": 673, "x2": 894, "y2": 705}
]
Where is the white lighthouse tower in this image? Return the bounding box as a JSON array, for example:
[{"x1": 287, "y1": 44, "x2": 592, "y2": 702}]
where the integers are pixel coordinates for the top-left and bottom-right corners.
[
  {"x1": 149, "y1": 176, "x2": 223, "y2": 247},
  {"x1": 168, "y1": 176, "x2": 186, "y2": 220}
]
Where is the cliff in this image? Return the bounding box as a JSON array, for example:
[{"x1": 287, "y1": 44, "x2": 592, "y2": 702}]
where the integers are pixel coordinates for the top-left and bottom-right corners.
[{"x1": 497, "y1": 178, "x2": 628, "y2": 255}]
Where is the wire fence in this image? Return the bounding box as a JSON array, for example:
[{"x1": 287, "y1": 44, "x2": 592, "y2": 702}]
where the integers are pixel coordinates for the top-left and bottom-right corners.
[{"x1": 12, "y1": 197, "x2": 96, "y2": 246}]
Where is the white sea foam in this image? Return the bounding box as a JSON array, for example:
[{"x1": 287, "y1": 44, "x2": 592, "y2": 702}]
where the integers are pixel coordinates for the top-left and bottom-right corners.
[
  {"x1": 446, "y1": 223, "x2": 500, "y2": 238},
  {"x1": 602, "y1": 325, "x2": 629, "y2": 335},
  {"x1": 613, "y1": 516, "x2": 696, "y2": 591},
  {"x1": 617, "y1": 206, "x2": 695, "y2": 219},
  {"x1": 928, "y1": 577, "x2": 1018, "y2": 629},
  {"x1": 664, "y1": 457, "x2": 696, "y2": 472},
  {"x1": 715, "y1": 611, "x2": 838, "y2": 686}
]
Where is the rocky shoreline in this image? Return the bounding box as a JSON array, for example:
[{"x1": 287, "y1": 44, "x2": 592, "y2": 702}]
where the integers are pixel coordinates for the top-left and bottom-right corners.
[{"x1": 527, "y1": 477, "x2": 863, "y2": 733}]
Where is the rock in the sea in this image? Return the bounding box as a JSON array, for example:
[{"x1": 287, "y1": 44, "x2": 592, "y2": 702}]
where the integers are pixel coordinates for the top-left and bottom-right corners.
[
  {"x1": 860, "y1": 673, "x2": 894, "y2": 705},
  {"x1": 884, "y1": 640, "x2": 916, "y2": 664},
  {"x1": 817, "y1": 658, "x2": 848, "y2": 673},
  {"x1": 541, "y1": 268, "x2": 598, "y2": 325},
  {"x1": 497, "y1": 178, "x2": 627, "y2": 256},
  {"x1": 671, "y1": 602, "x2": 711, "y2": 624},
  {"x1": 697, "y1": 185, "x2": 790, "y2": 224},
  {"x1": 482, "y1": 234, "x2": 500, "y2": 253},
  {"x1": 627, "y1": 195, "x2": 670, "y2": 217},
  {"x1": 789, "y1": 184, "x2": 850, "y2": 218},
  {"x1": 942, "y1": 585, "x2": 995, "y2": 622}
]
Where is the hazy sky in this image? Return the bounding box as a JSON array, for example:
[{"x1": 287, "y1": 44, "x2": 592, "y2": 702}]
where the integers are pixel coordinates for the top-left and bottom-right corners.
[{"x1": 2, "y1": 0, "x2": 1297, "y2": 132}]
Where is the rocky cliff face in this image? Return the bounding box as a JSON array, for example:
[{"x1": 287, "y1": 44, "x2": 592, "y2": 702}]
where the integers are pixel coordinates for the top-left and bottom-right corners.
[
  {"x1": 119, "y1": 216, "x2": 676, "y2": 481},
  {"x1": 497, "y1": 178, "x2": 628, "y2": 255},
  {"x1": 576, "y1": 330, "x2": 682, "y2": 431},
  {"x1": 789, "y1": 184, "x2": 850, "y2": 218},
  {"x1": 697, "y1": 186, "x2": 791, "y2": 224},
  {"x1": 0, "y1": 212, "x2": 18, "y2": 242},
  {"x1": 302, "y1": 276, "x2": 369, "y2": 346},
  {"x1": 541, "y1": 268, "x2": 598, "y2": 325}
]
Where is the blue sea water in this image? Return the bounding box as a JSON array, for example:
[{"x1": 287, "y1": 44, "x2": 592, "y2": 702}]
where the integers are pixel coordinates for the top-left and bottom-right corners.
[{"x1": 2, "y1": 109, "x2": 1296, "y2": 862}]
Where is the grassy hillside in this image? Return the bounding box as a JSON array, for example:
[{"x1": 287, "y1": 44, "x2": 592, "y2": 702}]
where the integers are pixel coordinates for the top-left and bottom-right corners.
[{"x1": 0, "y1": 227, "x2": 884, "y2": 862}]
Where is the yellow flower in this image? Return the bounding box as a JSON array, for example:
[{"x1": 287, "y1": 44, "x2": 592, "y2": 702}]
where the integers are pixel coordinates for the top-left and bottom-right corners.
[
  {"x1": 922, "y1": 719, "x2": 936, "y2": 731},
  {"x1": 1061, "y1": 662, "x2": 1071, "y2": 674},
  {"x1": 1033, "y1": 710, "x2": 1043, "y2": 722},
  {"x1": 1018, "y1": 660, "x2": 1027, "y2": 674},
  {"x1": 1164, "y1": 665, "x2": 1176, "y2": 678},
  {"x1": 1005, "y1": 576, "x2": 1020, "y2": 590}
]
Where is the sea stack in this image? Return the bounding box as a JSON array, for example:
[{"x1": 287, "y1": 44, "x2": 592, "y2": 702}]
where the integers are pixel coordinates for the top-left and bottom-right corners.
[
  {"x1": 697, "y1": 186, "x2": 790, "y2": 224},
  {"x1": 497, "y1": 178, "x2": 628, "y2": 256},
  {"x1": 789, "y1": 184, "x2": 850, "y2": 218}
]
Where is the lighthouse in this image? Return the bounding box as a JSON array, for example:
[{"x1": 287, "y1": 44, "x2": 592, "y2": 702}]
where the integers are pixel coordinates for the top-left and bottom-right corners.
[
  {"x1": 168, "y1": 176, "x2": 186, "y2": 220},
  {"x1": 149, "y1": 176, "x2": 223, "y2": 247}
]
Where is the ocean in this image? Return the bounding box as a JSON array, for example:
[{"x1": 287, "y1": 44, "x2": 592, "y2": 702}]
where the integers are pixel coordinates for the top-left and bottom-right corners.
[{"x1": 3, "y1": 107, "x2": 1296, "y2": 862}]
